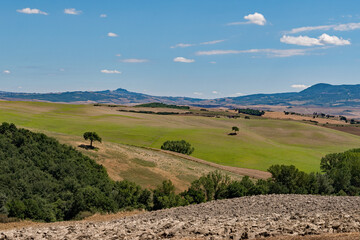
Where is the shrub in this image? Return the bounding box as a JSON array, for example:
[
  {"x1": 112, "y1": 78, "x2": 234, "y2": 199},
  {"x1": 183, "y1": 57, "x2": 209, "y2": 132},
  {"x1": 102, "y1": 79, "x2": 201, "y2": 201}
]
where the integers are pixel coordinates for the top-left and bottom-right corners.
[
  {"x1": 152, "y1": 180, "x2": 187, "y2": 210},
  {"x1": 237, "y1": 108, "x2": 265, "y2": 116},
  {"x1": 161, "y1": 140, "x2": 194, "y2": 155}
]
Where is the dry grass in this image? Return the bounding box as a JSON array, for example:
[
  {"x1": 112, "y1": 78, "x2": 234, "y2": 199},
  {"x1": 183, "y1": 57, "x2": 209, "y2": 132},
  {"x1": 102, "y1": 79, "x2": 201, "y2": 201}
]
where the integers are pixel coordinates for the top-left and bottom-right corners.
[
  {"x1": 0, "y1": 211, "x2": 144, "y2": 231},
  {"x1": 36, "y1": 131, "x2": 245, "y2": 192}
]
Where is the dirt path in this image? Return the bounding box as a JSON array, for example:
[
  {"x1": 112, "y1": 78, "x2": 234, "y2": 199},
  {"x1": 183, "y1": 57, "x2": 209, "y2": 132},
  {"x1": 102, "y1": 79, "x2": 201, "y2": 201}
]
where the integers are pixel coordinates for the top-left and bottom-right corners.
[{"x1": 146, "y1": 147, "x2": 272, "y2": 179}]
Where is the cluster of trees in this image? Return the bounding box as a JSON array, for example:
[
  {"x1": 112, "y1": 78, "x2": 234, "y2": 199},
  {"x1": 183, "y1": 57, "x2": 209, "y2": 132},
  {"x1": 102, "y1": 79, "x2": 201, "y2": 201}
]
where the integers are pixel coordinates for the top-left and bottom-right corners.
[
  {"x1": 118, "y1": 109, "x2": 180, "y2": 115},
  {"x1": 161, "y1": 140, "x2": 194, "y2": 155},
  {"x1": 237, "y1": 108, "x2": 265, "y2": 116},
  {"x1": 135, "y1": 102, "x2": 190, "y2": 110}
]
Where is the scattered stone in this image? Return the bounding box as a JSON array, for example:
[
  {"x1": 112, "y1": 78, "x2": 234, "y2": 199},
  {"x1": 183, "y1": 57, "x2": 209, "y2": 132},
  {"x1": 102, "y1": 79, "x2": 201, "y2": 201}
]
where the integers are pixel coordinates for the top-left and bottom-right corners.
[{"x1": 2, "y1": 195, "x2": 360, "y2": 239}]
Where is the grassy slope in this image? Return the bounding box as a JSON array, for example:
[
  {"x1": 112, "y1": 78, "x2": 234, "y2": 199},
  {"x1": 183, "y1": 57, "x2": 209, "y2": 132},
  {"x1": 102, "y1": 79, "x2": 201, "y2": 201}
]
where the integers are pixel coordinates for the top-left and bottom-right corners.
[
  {"x1": 0, "y1": 101, "x2": 359, "y2": 172},
  {"x1": 41, "y1": 131, "x2": 242, "y2": 192}
]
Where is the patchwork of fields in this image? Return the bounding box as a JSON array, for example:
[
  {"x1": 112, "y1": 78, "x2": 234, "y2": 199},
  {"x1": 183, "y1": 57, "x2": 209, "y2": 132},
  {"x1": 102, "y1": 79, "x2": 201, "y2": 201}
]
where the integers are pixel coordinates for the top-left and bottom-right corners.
[{"x1": 0, "y1": 101, "x2": 360, "y2": 172}]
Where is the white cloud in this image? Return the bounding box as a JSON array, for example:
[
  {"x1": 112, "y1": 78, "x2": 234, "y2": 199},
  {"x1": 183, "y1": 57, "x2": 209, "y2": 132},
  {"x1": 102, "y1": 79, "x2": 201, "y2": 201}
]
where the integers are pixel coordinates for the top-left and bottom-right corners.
[
  {"x1": 59, "y1": 68, "x2": 65, "y2": 72},
  {"x1": 196, "y1": 48, "x2": 316, "y2": 58},
  {"x1": 100, "y1": 14, "x2": 107, "y2": 18},
  {"x1": 101, "y1": 69, "x2": 121, "y2": 74},
  {"x1": 288, "y1": 22, "x2": 360, "y2": 34},
  {"x1": 170, "y1": 43, "x2": 194, "y2": 48},
  {"x1": 228, "y1": 12, "x2": 266, "y2": 26},
  {"x1": 173, "y1": 57, "x2": 195, "y2": 63},
  {"x1": 318, "y1": 33, "x2": 351, "y2": 45},
  {"x1": 212, "y1": 91, "x2": 218, "y2": 94},
  {"x1": 107, "y1": 32, "x2": 118, "y2": 37},
  {"x1": 3, "y1": 70, "x2": 11, "y2": 74},
  {"x1": 120, "y1": 59, "x2": 149, "y2": 63},
  {"x1": 116, "y1": 54, "x2": 122, "y2": 57},
  {"x1": 17, "y1": 8, "x2": 48, "y2": 15},
  {"x1": 193, "y1": 92, "x2": 203, "y2": 96},
  {"x1": 291, "y1": 84, "x2": 310, "y2": 89},
  {"x1": 280, "y1": 35, "x2": 322, "y2": 46},
  {"x1": 280, "y1": 34, "x2": 350, "y2": 46},
  {"x1": 244, "y1": 12, "x2": 267, "y2": 25},
  {"x1": 171, "y1": 40, "x2": 224, "y2": 49},
  {"x1": 230, "y1": 92, "x2": 245, "y2": 97},
  {"x1": 200, "y1": 40, "x2": 225, "y2": 45},
  {"x1": 209, "y1": 61, "x2": 217, "y2": 64},
  {"x1": 197, "y1": 50, "x2": 247, "y2": 55},
  {"x1": 64, "y1": 8, "x2": 82, "y2": 15}
]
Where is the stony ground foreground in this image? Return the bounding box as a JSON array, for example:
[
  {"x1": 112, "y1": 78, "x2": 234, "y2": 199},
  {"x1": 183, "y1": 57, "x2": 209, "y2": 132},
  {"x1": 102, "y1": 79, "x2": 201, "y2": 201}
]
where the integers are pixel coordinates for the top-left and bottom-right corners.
[{"x1": 2, "y1": 195, "x2": 360, "y2": 239}]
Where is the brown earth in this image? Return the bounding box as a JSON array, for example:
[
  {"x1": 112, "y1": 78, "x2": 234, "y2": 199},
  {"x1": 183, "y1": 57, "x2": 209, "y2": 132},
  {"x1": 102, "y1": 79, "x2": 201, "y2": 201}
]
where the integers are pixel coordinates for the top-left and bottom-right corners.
[
  {"x1": 2, "y1": 195, "x2": 360, "y2": 239},
  {"x1": 324, "y1": 125, "x2": 360, "y2": 137},
  {"x1": 260, "y1": 232, "x2": 360, "y2": 240},
  {"x1": 244, "y1": 105, "x2": 360, "y2": 120},
  {"x1": 264, "y1": 112, "x2": 347, "y2": 125}
]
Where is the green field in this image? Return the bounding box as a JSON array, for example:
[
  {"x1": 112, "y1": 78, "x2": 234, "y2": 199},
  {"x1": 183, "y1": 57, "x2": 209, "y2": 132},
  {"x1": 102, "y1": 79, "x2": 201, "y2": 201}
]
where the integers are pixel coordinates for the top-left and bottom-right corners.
[{"x1": 0, "y1": 101, "x2": 359, "y2": 172}]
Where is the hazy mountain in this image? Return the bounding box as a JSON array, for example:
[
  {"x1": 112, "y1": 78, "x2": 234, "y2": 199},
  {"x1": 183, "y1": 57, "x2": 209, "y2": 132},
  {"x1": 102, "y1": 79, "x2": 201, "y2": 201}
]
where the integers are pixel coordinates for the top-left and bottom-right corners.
[
  {"x1": 0, "y1": 83, "x2": 359, "y2": 107},
  {"x1": 215, "y1": 83, "x2": 360, "y2": 107}
]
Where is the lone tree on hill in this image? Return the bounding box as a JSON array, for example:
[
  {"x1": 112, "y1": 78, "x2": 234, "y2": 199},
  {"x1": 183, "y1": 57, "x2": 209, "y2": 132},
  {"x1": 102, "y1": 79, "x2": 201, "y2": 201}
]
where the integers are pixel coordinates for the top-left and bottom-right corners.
[
  {"x1": 232, "y1": 126, "x2": 239, "y2": 134},
  {"x1": 83, "y1": 132, "x2": 102, "y2": 148}
]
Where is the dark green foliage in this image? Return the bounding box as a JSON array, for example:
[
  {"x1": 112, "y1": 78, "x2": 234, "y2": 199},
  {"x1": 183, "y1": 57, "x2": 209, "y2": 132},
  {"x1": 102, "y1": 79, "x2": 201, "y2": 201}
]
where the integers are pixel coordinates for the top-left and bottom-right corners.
[
  {"x1": 320, "y1": 148, "x2": 360, "y2": 194},
  {"x1": 0, "y1": 193, "x2": 7, "y2": 215},
  {"x1": 268, "y1": 165, "x2": 310, "y2": 194},
  {"x1": 161, "y1": 140, "x2": 194, "y2": 155},
  {"x1": 111, "y1": 181, "x2": 151, "y2": 210},
  {"x1": 152, "y1": 180, "x2": 186, "y2": 210},
  {"x1": 135, "y1": 102, "x2": 190, "y2": 110},
  {"x1": 232, "y1": 126, "x2": 239, "y2": 134},
  {"x1": 185, "y1": 171, "x2": 230, "y2": 202},
  {"x1": 83, "y1": 132, "x2": 102, "y2": 148},
  {"x1": 118, "y1": 109, "x2": 180, "y2": 115},
  {"x1": 237, "y1": 108, "x2": 265, "y2": 116},
  {"x1": 0, "y1": 123, "x2": 150, "y2": 222}
]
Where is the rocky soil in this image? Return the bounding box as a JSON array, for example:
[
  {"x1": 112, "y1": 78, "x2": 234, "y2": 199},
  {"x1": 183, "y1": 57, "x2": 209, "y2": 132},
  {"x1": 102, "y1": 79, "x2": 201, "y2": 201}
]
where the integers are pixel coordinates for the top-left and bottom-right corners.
[{"x1": 2, "y1": 195, "x2": 360, "y2": 240}]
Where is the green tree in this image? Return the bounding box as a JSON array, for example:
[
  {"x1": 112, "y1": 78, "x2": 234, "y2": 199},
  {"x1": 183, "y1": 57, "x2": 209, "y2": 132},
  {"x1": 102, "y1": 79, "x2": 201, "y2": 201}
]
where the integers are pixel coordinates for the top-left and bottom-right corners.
[
  {"x1": 152, "y1": 180, "x2": 186, "y2": 210},
  {"x1": 161, "y1": 140, "x2": 194, "y2": 155},
  {"x1": 83, "y1": 132, "x2": 102, "y2": 148},
  {"x1": 232, "y1": 126, "x2": 239, "y2": 134}
]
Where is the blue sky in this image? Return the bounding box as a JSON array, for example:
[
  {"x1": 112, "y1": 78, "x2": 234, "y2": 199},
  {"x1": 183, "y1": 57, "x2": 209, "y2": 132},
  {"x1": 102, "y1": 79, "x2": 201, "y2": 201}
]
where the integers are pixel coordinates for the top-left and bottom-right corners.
[{"x1": 1, "y1": 0, "x2": 360, "y2": 98}]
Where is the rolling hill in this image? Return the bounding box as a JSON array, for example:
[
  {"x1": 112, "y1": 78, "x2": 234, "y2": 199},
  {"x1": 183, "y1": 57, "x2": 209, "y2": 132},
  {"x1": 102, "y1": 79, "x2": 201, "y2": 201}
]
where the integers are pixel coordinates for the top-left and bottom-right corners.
[
  {"x1": 0, "y1": 83, "x2": 359, "y2": 107},
  {"x1": 0, "y1": 101, "x2": 359, "y2": 173}
]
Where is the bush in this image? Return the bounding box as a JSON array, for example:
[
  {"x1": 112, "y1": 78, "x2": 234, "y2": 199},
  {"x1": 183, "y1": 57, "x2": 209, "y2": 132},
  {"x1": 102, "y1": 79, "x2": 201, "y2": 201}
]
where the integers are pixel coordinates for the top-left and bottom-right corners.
[
  {"x1": 152, "y1": 180, "x2": 187, "y2": 210},
  {"x1": 135, "y1": 102, "x2": 190, "y2": 110},
  {"x1": 74, "y1": 211, "x2": 93, "y2": 220},
  {"x1": 161, "y1": 140, "x2": 194, "y2": 155},
  {"x1": 237, "y1": 108, "x2": 265, "y2": 116},
  {"x1": 0, "y1": 214, "x2": 19, "y2": 223}
]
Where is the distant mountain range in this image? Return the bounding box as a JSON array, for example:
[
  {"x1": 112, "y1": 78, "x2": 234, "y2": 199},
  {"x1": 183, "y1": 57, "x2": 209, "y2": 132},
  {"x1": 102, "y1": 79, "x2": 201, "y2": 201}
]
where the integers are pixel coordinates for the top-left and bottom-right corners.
[{"x1": 0, "y1": 83, "x2": 359, "y2": 108}]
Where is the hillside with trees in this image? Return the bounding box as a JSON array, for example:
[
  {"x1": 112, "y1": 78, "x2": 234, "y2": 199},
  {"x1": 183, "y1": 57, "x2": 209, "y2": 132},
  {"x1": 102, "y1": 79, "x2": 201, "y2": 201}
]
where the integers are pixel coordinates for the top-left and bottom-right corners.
[
  {"x1": 1, "y1": 122, "x2": 360, "y2": 223},
  {"x1": 0, "y1": 123, "x2": 151, "y2": 222}
]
